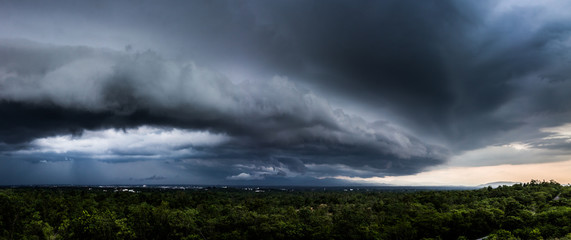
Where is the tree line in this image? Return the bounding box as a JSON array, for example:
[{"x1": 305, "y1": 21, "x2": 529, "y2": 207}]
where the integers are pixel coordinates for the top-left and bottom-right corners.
[{"x1": 1, "y1": 180, "x2": 571, "y2": 239}]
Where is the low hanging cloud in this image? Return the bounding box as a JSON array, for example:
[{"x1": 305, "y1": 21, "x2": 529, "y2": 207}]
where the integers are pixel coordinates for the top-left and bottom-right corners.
[
  {"x1": 0, "y1": 40, "x2": 447, "y2": 179},
  {"x1": 19, "y1": 126, "x2": 229, "y2": 159},
  {"x1": 4, "y1": 1, "x2": 571, "y2": 185},
  {"x1": 227, "y1": 173, "x2": 264, "y2": 181}
]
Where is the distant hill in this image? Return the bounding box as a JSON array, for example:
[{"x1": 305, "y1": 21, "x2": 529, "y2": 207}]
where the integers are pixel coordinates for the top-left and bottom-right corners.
[{"x1": 478, "y1": 181, "x2": 520, "y2": 188}]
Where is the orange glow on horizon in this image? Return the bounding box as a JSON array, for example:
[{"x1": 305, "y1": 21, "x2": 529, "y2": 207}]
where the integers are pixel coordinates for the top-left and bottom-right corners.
[{"x1": 335, "y1": 159, "x2": 571, "y2": 186}]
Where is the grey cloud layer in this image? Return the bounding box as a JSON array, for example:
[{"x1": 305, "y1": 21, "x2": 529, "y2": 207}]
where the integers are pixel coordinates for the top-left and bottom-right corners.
[
  {"x1": 250, "y1": 1, "x2": 571, "y2": 152},
  {"x1": 0, "y1": 41, "x2": 446, "y2": 178},
  {"x1": 4, "y1": 1, "x2": 571, "y2": 151},
  {"x1": 3, "y1": 0, "x2": 571, "y2": 184}
]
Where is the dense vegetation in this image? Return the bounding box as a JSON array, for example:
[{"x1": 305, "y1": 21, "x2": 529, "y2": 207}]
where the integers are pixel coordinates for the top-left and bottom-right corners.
[{"x1": 1, "y1": 180, "x2": 571, "y2": 240}]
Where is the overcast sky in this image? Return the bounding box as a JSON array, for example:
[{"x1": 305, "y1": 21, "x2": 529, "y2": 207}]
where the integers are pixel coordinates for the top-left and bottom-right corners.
[{"x1": 2, "y1": 0, "x2": 571, "y2": 186}]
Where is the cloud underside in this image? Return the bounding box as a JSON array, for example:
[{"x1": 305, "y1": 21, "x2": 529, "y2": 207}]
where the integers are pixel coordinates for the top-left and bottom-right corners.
[
  {"x1": 2, "y1": 0, "x2": 571, "y2": 184},
  {"x1": 0, "y1": 41, "x2": 446, "y2": 180}
]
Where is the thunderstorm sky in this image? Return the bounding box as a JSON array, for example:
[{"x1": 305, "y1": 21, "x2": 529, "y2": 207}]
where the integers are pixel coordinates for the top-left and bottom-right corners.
[{"x1": 2, "y1": 0, "x2": 571, "y2": 186}]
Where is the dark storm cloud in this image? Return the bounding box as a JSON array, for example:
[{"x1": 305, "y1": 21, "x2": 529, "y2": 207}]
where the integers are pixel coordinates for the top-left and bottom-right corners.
[
  {"x1": 134, "y1": 175, "x2": 166, "y2": 181},
  {"x1": 246, "y1": 1, "x2": 571, "y2": 152},
  {"x1": 11, "y1": 0, "x2": 565, "y2": 153},
  {"x1": 0, "y1": 40, "x2": 446, "y2": 178},
  {"x1": 3, "y1": 0, "x2": 571, "y2": 184},
  {"x1": 259, "y1": 1, "x2": 462, "y2": 108},
  {"x1": 265, "y1": 1, "x2": 571, "y2": 153}
]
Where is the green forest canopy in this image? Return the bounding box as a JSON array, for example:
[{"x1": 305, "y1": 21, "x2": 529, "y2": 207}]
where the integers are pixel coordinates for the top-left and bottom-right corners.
[{"x1": 1, "y1": 180, "x2": 571, "y2": 240}]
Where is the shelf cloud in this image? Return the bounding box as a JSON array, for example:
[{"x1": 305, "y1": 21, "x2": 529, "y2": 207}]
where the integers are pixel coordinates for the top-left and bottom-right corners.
[{"x1": 2, "y1": 0, "x2": 571, "y2": 185}]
